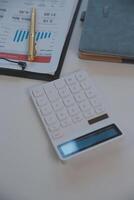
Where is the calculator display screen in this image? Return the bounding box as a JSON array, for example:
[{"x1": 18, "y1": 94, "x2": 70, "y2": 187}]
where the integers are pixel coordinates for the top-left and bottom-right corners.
[{"x1": 58, "y1": 124, "x2": 122, "y2": 158}]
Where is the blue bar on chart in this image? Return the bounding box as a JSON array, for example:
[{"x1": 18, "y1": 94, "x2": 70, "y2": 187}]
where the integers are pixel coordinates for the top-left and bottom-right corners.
[
  {"x1": 36, "y1": 32, "x2": 41, "y2": 41},
  {"x1": 13, "y1": 30, "x2": 52, "y2": 42}
]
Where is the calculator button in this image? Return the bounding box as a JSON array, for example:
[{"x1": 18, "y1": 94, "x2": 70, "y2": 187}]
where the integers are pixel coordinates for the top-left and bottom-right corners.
[
  {"x1": 85, "y1": 88, "x2": 96, "y2": 98},
  {"x1": 45, "y1": 86, "x2": 59, "y2": 102},
  {"x1": 69, "y1": 82, "x2": 81, "y2": 93},
  {"x1": 83, "y1": 109, "x2": 96, "y2": 119},
  {"x1": 79, "y1": 100, "x2": 90, "y2": 111},
  {"x1": 36, "y1": 95, "x2": 48, "y2": 106},
  {"x1": 90, "y1": 97, "x2": 101, "y2": 107},
  {"x1": 75, "y1": 70, "x2": 88, "y2": 82},
  {"x1": 63, "y1": 96, "x2": 75, "y2": 107},
  {"x1": 67, "y1": 104, "x2": 80, "y2": 116},
  {"x1": 52, "y1": 132, "x2": 64, "y2": 140},
  {"x1": 65, "y1": 74, "x2": 77, "y2": 85},
  {"x1": 40, "y1": 104, "x2": 53, "y2": 115},
  {"x1": 60, "y1": 118, "x2": 72, "y2": 128},
  {"x1": 79, "y1": 100, "x2": 93, "y2": 112},
  {"x1": 32, "y1": 87, "x2": 44, "y2": 97},
  {"x1": 48, "y1": 122, "x2": 60, "y2": 132},
  {"x1": 95, "y1": 105, "x2": 105, "y2": 114},
  {"x1": 58, "y1": 86, "x2": 71, "y2": 98},
  {"x1": 80, "y1": 80, "x2": 92, "y2": 90},
  {"x1": 45, "y1": 113, "x2": 58, "y2": 125},
  {"x1": 72, "y1": 113, "x2": 83, "y2": 123},
  {"x1": 54, "y1": 79, "x2": 66, "y2": 89},
  {"x1": 74, "y1": 91, "x2": 87, "y2": 103},
  {"x1": 56, "y1": 108, "x2": 69, "y2": 121},
  {"x1": 52, "y1": 99, "x2": 64, "y2": 111}
]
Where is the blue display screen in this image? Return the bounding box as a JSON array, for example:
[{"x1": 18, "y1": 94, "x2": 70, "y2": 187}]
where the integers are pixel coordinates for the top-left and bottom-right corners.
[{"x1": 58, "y1": 124, "x2": 122, "y2": 158}]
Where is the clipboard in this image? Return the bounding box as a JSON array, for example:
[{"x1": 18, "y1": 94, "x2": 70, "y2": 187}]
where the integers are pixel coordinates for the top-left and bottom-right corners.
[{"x1": 0, "y1": 0, "x2": 82, "y2": 81}]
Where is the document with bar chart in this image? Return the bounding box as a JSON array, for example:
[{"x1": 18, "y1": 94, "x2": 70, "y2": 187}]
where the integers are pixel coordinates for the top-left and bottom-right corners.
[{"x1": 0, "y1": 0, "x2": 81, "y2": 77}]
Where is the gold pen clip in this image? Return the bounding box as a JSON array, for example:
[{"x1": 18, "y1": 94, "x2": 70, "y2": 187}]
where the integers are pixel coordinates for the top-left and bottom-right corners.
[{"x1": 28, "y1": 7, "x2": 36, "y2": 62}]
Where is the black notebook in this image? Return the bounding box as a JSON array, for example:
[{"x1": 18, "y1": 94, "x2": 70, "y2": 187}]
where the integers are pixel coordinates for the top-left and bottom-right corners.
[
  {"x1": 0, "y1": 0, "x2": 82, "y2": 81},
  {"x1": 79, "y1": 0, "x2": 134, "y2": 64}
]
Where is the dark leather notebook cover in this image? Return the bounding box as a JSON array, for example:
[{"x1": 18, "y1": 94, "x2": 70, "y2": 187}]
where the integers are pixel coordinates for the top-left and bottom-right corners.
[{"x1": 79, "y1": 0, "x2": 134, "y2": 59}]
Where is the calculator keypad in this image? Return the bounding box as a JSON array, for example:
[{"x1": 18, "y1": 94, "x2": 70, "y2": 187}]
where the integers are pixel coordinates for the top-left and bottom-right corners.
[{"x1": 30, "y1": 70, "x2": 108, "y2": 139}]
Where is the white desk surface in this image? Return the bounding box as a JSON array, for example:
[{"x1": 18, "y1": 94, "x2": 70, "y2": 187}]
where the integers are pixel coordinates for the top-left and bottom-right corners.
[{"x1": 0, "y1": 1, "x2": 134, "y2": 200}]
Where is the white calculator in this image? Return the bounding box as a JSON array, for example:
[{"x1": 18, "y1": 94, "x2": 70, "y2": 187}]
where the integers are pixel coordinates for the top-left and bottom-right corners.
[{"x1": 29, "y1": 70, "x2": 123, "y2": 160}]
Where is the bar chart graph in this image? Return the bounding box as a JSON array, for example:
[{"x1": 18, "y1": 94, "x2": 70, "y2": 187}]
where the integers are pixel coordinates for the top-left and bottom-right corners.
[{"x1": 13, "y1": 30, "x2": 52, "y2": 42}]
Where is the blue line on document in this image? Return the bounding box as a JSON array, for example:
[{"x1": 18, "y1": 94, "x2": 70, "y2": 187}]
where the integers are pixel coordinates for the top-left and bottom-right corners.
[
  {"x1": 44, "y1": 32, "x2": 47, "y2": 38},
  {"x1": 17, "y1": 30, "x2": 23, "y2": 42},
  {"x1": 21, "y1": 31, "x2": 26, "y2": 42},
  {"x1": 48, "y1": 32, "x2": 51, "y2": 38},
  {"x1": 36, "y1": 32, "x2": 40, "y2": 41},
  {"x1": 13, "y1": 30, "x2": 19, "y2": 42},
  {"x1": 40, "y1": 32, "x2": 44, "y2": 39}
]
